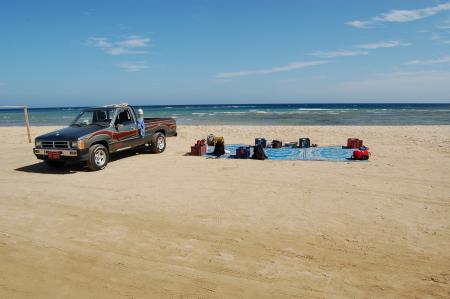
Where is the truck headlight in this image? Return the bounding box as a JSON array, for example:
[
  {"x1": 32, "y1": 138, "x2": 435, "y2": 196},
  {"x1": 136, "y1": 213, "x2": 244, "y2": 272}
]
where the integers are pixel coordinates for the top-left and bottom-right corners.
[
  {"x1": 35, "y1": 140, "x2": 42, "y2": 148},
  {"x1": 71, "y1": 140, "x2": 85, "y2": 149}
]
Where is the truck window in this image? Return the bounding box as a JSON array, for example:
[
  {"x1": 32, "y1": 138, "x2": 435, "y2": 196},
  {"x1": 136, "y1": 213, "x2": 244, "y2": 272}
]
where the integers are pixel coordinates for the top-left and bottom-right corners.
[{"x1": 115, "y1": 108, "x2": 134, "y2": 125}]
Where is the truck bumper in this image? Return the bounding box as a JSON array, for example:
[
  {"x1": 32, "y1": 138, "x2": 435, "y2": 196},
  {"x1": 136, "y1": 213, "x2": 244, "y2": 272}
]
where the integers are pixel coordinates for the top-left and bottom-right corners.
[{"x1": 33, "y1": 148, "x2": 89, "y2": 162}]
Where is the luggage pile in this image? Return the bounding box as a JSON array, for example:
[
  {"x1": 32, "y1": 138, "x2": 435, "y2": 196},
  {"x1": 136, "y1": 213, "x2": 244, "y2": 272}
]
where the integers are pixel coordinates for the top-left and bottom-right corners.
[
  {"x1": 254, "y1": 137, "x2": 316, "y2": 149},
  {"x1": 189, "y1": 134, "x2": 371, "y2": 161}
]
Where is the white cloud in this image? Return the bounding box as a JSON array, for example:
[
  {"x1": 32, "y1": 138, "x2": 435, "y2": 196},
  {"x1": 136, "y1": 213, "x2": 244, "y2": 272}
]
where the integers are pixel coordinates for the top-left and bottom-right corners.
[
  {"x1": 116, "y1": 36, "x2": 151, "y2": 48},
  {"x1": 119, "y1": 61, "x2": 149, "y2": 72},
  {"x1": 87, "y1": 37, "x2": 112, "y2": 48},
  {"x1": 348, "y1": 2, "x2": 450, "y2": 28},
  {"x1": 214, "y1": 60, "x2": 330, "y2": 79},
  {"x1": 346, "y1": 20, "x2": 373, "y2": 29},
  {"x1": 405, "y1": 55, "x2": 450, "y2": 65},
  {"x1": 86, "y1": 35, "x2": 151, "y2": 55},
  {"x1": 105, "y1": 48, "x2": 147, "y2": 55},
  {"x1": 309, "y1": 50, "x2": 368, "y2": 58},
  {"x1": 357, "y1": 40, "x2": 412, "y2": 49}
]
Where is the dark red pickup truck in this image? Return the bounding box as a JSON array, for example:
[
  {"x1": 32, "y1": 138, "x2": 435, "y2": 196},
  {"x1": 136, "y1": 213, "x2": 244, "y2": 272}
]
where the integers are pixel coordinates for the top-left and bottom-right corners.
[{"x1": 33, "y1": 104, "x2": 177, "y2": 171}]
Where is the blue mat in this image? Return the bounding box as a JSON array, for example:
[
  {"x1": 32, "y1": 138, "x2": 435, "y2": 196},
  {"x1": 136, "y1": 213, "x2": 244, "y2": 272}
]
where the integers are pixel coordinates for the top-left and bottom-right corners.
[{"x1": 205, "y1": 144, "x2": 359, "y2": 161}]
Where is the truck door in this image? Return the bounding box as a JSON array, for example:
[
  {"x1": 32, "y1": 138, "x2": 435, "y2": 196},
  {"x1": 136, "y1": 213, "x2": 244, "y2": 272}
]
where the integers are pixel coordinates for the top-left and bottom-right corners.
[{"x1": 113, "y1": 108, "x2": 139, "y2": 150}]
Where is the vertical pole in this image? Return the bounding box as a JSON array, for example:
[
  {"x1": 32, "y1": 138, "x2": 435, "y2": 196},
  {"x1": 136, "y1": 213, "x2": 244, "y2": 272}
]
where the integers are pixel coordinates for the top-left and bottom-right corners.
[{"x1": 23, "y1": 105, "x2": 31, "y2": 143}]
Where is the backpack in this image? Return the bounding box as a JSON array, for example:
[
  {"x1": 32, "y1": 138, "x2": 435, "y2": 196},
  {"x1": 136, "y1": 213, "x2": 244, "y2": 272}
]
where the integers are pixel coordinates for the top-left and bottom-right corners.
[
  {"x1": 213, "y1": 138, "x2": 225, "y2": 156},
  {"x1": 252, "y1": 144, "x2": 267, "y2": 160}
]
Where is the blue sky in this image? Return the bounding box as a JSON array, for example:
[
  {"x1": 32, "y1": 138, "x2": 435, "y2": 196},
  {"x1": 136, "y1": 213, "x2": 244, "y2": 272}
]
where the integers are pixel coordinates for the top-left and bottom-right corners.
[{"x1": 1, "y1": 0, "x2": 450, "y2": 107}]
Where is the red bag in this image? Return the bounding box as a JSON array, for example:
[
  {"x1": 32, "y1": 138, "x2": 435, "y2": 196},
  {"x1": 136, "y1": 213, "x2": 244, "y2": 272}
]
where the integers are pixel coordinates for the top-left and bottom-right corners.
[{"x1": 353, "y1": 149, "x2": 369, "y2": 160}]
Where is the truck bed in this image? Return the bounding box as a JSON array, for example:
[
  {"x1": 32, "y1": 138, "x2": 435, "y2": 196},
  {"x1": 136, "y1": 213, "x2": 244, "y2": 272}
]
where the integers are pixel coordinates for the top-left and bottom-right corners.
[{"x1": 143, "y1": 117, "x2": 177, "y2": 137}]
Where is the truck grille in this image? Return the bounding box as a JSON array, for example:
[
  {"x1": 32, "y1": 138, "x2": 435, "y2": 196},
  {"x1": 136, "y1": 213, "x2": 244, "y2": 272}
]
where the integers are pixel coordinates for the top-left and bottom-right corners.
[{"x1": 42, "y1": 141, "x2": 70, "y2": 149}]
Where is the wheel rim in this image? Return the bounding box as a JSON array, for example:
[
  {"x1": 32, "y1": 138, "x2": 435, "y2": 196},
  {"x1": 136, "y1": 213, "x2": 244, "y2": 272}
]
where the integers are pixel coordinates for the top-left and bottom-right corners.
[
  {"x1": 157, "y1": 136, "x2": 165, "y2": 150},
  {"x1": 94, "y1": 149, "x2": 106, "y2": 166}
]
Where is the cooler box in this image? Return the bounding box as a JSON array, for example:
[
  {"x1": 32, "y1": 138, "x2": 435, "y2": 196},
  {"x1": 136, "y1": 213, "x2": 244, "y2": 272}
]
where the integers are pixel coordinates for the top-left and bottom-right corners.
[
  {"x1": 191, "y1": 140, "x2": 207, "y2": 156},
  {"x1": 347, "y1": 138, "x2": 363, "y2": 149}
]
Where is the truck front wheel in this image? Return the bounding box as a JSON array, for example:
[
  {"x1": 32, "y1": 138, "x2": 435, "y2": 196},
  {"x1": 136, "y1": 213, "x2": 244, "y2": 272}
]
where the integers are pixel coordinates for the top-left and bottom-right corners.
[
  {"x1": 87, "y1": 144, "x2": 109, "y2": 171},
  {"x1": 149, "y1": 132, "x2": 166, "y2": 153}
]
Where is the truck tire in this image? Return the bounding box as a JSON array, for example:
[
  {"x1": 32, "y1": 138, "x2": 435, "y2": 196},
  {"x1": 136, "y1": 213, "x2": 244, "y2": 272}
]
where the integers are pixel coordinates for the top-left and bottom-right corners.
[
  {"x1": 45, "y1": 160, "x2": 65, "y2": 168},
  {"x1": 149, "y1": 132, "x2": 166, "y2": 153},
  {"x1": 87, "y1": 144, "x2": 109, "y2": 171}
]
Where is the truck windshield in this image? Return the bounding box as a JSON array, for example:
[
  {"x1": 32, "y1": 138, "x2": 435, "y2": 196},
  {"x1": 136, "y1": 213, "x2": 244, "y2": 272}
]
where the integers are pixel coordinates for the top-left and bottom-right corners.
[{"x1": 71, "y1": 109, "x2": 115, "y2": 127}]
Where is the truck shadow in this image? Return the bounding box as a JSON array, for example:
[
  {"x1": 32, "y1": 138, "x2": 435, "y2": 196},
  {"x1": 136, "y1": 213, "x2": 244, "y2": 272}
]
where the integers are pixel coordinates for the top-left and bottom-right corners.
[
  {"x1": 15, "y1": 148, "x2": 155, "y2": 174},
  {"x1": 15, "y1": 162, "x2": 87, "y2": 174}
]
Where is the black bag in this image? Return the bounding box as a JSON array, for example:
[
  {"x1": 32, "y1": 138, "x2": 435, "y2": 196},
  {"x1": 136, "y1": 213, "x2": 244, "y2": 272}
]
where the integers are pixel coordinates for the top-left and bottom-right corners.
[
  {"x1": 252, "y1": 144, "x2": 267, "y2": 160},
  {"x1": 299, "y1": 138, "x2": 311, "y2": 148},
  {"x1": 271, "y1": 140, "x2": 282, "y2": 148},
  {"x1": 213, "y1": 139, "x2": 225, "y2": 156}
]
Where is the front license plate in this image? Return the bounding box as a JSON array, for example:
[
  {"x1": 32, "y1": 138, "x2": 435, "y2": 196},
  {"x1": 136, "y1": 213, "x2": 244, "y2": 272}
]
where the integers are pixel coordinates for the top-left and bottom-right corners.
[{"x1": 48, "y1": 151, "x2": 61, "y2": 160}]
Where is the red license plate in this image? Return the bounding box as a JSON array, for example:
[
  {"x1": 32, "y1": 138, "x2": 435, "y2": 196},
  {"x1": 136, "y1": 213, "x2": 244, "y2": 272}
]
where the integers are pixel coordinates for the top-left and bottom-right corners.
[{"x1": 48, "y1": 151, "x2": 61, "y2": 160}]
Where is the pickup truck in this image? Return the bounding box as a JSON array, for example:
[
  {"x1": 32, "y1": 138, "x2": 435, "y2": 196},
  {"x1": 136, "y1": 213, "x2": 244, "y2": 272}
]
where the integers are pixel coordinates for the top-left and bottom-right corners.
[{"x1": 33, "y1": 103, "x2": 177, "y2": 171}]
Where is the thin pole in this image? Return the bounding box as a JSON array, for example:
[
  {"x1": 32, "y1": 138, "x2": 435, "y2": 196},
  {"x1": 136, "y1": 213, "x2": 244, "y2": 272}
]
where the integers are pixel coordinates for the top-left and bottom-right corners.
[{"x1": 23, "y1": 105, "x2": 31, "y2": 143}]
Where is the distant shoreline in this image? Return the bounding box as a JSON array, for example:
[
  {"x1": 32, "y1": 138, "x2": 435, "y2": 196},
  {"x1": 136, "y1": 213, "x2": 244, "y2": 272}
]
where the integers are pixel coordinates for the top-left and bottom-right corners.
[{"x1": 2, "y1": 102, "x2": 450, "y2": 110}]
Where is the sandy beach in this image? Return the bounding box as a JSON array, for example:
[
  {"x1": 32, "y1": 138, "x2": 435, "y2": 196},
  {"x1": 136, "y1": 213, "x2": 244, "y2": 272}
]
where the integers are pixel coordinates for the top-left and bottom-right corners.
[{"x1": 0, "y1": 125, "x2": 449, "y2": 298}]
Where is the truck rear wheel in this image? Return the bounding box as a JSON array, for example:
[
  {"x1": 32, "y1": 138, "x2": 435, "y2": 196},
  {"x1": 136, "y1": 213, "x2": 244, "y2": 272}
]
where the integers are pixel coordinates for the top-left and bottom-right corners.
[
  {"x1": 149, "y1": 132, "x2": 166, "y2": 153},
  {"x1": 87, "y1": 144, "x2": 109, "y2": 171}
]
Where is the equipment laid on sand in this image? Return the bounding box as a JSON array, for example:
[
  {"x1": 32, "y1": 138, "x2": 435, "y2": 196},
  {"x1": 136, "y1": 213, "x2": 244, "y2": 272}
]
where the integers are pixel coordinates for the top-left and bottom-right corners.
[
  {"x1": 352, "y1": 148, "x2": 369, "y2": 160},
  {"x1": 197, "y1": 134, "x2": 370, "y2": 162},
  {"x1": 205, "y1": 144, "x2": 368, "y2": 161},
  {"x1": 236, "y1": 146, "x2": 251, "y2": 159},
  {"x1": 299, "y1": 138, "x2": 311, "y2": 148},
  {"x1": 347, "y1": 138, "x2": 363, "y2": 149},
  {"x1": 271, "y1": 140, "x2": 283, "y2": 148},
  {"x1": 255, "y1": 138, "x2": 267, "y2": 148},
  {"x1": 191, "y1": 139, "x2": 207, "y2": 156},
  {"x1": 252, "y1": 144, "x2": 268, "y2": 160}
]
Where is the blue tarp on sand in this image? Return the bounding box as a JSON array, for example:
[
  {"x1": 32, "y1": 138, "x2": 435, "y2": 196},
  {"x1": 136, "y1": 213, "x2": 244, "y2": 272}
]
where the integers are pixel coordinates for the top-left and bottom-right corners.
[{"x1": 205, "y1": 144, "x2": 359, "y2": 161}]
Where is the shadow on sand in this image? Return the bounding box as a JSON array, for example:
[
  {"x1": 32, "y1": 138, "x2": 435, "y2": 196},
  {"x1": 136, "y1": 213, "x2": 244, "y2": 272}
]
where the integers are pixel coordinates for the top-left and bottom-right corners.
[{"x1": 15, "y1": 147, "x2": 154, "y2": 175}]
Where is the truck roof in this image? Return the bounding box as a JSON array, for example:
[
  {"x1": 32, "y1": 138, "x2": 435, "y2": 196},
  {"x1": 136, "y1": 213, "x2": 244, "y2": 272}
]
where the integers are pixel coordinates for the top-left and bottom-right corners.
[
  {"x1": 87, "y1": 103, "x2": 131, "y2": 110},
  {"x1": 102, "y1": 102, "x2": 130, "y2": 108}
]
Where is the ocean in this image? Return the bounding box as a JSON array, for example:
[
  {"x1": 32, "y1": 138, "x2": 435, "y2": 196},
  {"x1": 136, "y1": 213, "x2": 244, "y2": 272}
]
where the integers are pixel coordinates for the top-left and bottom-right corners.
[{"x1": 1, "y1": 103, "x2": 449, "y2": 126}]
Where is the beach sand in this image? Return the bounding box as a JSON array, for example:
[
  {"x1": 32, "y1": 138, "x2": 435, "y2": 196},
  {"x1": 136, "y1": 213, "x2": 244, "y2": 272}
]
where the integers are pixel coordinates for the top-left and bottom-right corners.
[{"x1": 0, "y1": 125, "x2": 449, "y2": 298}]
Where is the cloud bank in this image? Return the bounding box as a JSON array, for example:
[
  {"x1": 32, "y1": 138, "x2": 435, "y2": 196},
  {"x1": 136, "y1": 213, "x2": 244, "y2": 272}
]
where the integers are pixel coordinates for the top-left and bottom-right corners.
[
  {"x1": 215, "y1": 61, "x2": 330, "y2": 79},
  {"x1": 405, "y1": 55, "x2": 450, "y2": 65}
]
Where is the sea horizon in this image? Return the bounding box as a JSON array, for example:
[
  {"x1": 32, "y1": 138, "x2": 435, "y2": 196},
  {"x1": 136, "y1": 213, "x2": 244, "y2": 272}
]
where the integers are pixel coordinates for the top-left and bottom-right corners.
[{"x1": 1, "y1": 103, "x2": 450, "y2": 126}]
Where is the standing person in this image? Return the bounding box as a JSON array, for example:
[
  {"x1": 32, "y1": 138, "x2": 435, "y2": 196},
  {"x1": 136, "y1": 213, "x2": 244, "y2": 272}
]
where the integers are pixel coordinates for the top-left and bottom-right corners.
[{"x1": 137, "y1": 108, "x2": 145, "y2": 138}]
